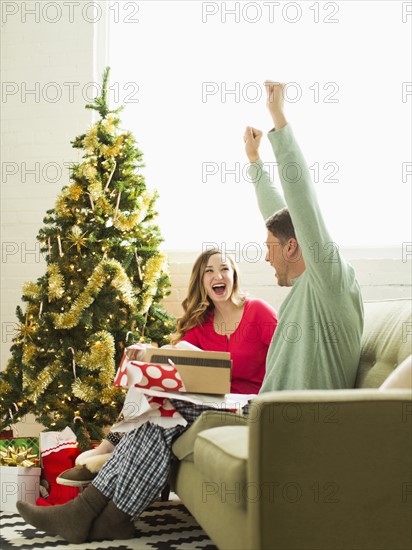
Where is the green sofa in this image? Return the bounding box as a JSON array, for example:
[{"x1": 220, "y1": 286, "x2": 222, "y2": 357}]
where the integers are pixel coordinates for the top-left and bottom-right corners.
[{"x1": 170, "y1": 299, "x2": 412, "y2": 550}]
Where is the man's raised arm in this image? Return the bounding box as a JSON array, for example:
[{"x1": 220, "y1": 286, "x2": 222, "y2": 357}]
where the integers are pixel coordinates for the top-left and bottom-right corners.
[
  {"x1": 263, "y1": 81, "x2": 348, "y2": 287},
  {"x1": 244, "y1": 126, "x2": 286, "y2": 220}
]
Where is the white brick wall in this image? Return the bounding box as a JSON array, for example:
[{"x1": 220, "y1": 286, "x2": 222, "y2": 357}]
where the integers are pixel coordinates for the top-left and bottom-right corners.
[
  {"x1": 1, "y1": 3, "x2": 97, "y2": 366},
  {"x1": 1, "y1": 2, "x2": 101, "y2": 435}
]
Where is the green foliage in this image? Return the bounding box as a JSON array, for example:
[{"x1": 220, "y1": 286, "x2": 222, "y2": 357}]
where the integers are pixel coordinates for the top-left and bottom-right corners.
[{"x1": 0, "y1": 68, "x2": 176, "y2": 448}]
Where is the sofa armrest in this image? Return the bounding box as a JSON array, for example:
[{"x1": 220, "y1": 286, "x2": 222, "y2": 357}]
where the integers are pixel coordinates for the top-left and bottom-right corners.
[
  {"x1": 247, "y1": 389, "x2": 412, "y2": 550},
  {"x1": 172, "y1": 410, "x2": 248, "y2": 462}
]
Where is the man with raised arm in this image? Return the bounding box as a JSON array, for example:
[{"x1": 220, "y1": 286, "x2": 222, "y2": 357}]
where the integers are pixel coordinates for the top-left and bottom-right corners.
[{"x1": 244, "y1": 81, "x2": 364, "y2": 391}]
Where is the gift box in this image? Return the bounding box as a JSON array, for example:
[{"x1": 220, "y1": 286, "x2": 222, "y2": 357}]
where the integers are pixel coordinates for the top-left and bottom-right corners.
[
  {"x1": 0, "y1": 465, "x2": 42, "y2": 512},
  {"x1": 0, "y1": 437, "x2": 40, "y2": 467},
  {"x1": 115, "y1": 346, "x2": 232, "y2": 395},
  {"x1": 145, "y1": 348, "x2": 232, "y2": 394}
]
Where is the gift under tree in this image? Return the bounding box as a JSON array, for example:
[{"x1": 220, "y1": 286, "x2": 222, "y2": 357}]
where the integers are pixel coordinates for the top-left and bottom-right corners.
[{"x1": 0, "y1": 68, "x2": 175, "y2": 460}]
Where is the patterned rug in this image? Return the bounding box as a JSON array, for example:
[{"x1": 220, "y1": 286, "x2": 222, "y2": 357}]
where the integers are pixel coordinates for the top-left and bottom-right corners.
[{"x1": 0, "y1": 495, "x2": 218, "y2": 550}]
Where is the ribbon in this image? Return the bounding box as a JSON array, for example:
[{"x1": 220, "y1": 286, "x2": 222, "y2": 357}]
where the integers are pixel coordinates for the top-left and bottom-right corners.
[{"x1": 0, "y1": 444, "x2": 39, "y2": 467}]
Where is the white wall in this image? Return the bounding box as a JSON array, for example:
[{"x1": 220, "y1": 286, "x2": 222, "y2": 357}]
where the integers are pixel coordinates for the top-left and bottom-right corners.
[
  {"x1": 1, "y1": 2, "x2": 101, "y2": 369},
  {"x1": 1, "y1": 2, "x2": 101, "y2": 435}
]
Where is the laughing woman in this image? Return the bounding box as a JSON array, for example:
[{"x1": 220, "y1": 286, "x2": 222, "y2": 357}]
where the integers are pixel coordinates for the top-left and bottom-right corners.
[
  {"x1": 175, "y1": 247, "x2": 277, "y2": 395},
  {"x1": 16, "y1": 248, "x2": 277, "y2": 544}
]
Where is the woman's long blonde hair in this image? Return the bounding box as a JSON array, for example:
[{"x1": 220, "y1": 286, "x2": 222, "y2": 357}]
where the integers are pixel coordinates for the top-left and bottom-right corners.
[{"x1": 170, "y1": 248, "x2": 245, "y2": 344}]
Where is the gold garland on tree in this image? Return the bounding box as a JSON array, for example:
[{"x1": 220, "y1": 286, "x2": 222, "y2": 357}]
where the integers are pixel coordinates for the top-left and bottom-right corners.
[
  {"x1": 83, "y1": 126, "x2": 99, "y2": 153},
  {"x1": 23, "y1": 360, "x2": 60, "y2": 401},
  {"x1": 72, "y1": 377, "x2": 120, "y2": 404},
  {"x1": 68, "y1": 182, "x2": 83, "y2": 201},
  {"x1": 140, "y1": 253, "x2": 167, "y2": 314},
  {"x1": 0, "y1": 377, "x2": 12, "y2": 396},
  {"x1": 72, "y1": 330, "x2": 116, "y2": 402},
  {"x1": 101, "y1": 114, "x2": 116, "y2": 134},
  {"x1": 101, "y1": 135, "x2": 125, "y2": 159},
  {"x1": 52, "y1": 259, "x2": 137, "y2": 330},
  {"x1": 22, "y1": 282, "x2": 41, "y2": 300},
  {"x1": 48, "y1": 264, "x2": 65, "y2": 301},
  {"x1": 22, "y1": 343, "x2": 37, "y2": 366},
  {"x1": 113, "y1": 191, "x2": 153, "y2": 232},
  {"x1": 21, "y1": 333, "x2": 117, "y2": 404},
  {"x1": 87, "y1": 180, "x2": 103, "y2": 202},
  {"x1": 78, "y1": 161, "x2": 98, "y2": 183},
  {"x1": 96, "y1": 195, "x2": 112, "y2": 214},
  {"x1": 76, "y1": 331, "x2": 115, "y2": 379},
  {"x1": 55, "y1": 187, "x2": 71, "y2": 217}
]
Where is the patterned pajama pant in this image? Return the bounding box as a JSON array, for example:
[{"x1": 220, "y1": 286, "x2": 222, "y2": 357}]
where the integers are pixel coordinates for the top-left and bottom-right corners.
[{"x1": 92, "y1": 400, "x2": 216, "y2": 517}]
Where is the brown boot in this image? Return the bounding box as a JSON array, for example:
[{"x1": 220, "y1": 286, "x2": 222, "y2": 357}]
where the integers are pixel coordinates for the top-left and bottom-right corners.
[
  {"x1": 56, "y1": 465, "x2": 96, "y2": 487},
  {"x1": 88, "y1": 500, "x2": 136, "y2": 542},
  {"x1": 16, "y1": 485, "x2": 108, "y2": 544}
]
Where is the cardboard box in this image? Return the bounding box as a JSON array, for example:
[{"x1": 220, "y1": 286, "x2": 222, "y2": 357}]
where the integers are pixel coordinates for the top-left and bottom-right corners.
[
  {"x1": 143, "y1": 348, "x2": 232, "y2": 395},
  {"x1": 0, "y1": 466, "x2": 41, "y2": 512}
]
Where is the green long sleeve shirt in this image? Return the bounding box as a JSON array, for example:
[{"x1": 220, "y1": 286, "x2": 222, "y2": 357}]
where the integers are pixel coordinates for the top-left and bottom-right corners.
[{"x1": 249, "y1": 124, "x2": 364, "y2": 392}]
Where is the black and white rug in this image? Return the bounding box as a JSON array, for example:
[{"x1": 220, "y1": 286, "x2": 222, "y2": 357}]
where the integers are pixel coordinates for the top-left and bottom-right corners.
[{"x1": 0, "y1": 495, "x2": 218, "y2": 550}]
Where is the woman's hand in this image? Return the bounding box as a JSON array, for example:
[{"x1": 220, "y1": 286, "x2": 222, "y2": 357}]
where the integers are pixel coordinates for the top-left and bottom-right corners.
[{"x1": 243, "y1": 126, "x2": 263, "y2": 163}]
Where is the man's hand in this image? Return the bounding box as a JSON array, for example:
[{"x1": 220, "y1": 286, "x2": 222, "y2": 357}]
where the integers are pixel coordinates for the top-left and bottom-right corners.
[
  {"x1": 264, "y1": 81, "x2": 287, "y2": 130},
  {"x1": 244, "y1": 126, "x2": 263, "y2": 163}
]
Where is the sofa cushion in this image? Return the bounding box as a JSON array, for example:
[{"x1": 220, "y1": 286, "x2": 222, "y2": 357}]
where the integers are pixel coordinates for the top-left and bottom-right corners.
[
  {"x1": 380, "y1": 354, "x2": 412, "y2": 389},
  {"x1": 194, "y1": 426, "x2": 249, "y2": 509},
  {"x1": 356, "y1": 300, "x2": 412, "y2": 388},
  {"x1": 172, "y1": 410, "x2": 248, "y2": 462}
]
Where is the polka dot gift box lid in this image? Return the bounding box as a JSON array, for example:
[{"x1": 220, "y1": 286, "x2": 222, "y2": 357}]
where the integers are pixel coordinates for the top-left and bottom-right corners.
[
  {"x1": 131, "y1": 360, "x2": 186, "y2": 393},
  {"x1": 113, "y1": 356, "x2": 186, "y2": 392}
]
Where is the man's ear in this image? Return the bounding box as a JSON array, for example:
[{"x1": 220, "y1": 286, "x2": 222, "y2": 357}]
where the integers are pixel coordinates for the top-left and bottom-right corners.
[{"x1": 286, "y1": 238, "x2": 300, "y2": 260}]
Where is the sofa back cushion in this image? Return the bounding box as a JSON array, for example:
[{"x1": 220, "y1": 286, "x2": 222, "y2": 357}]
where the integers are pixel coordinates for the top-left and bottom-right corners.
[{"x1": 356, "y1": 299, "x2": 411, "y2": 388}]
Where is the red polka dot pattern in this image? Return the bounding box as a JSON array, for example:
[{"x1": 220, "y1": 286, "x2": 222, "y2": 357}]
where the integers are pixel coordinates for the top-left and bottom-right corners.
[
  {"x1": 130, "y1": 361, "x2": 186, "y2": 392},
  {"x1": 113, "y1": 358, "x2": 186, "y2": 393}
]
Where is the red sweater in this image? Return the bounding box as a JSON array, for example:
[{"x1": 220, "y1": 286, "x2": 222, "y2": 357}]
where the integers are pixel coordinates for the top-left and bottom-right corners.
[{"x1": 181, "y1": 298, "x2": 278, "y2": 394}]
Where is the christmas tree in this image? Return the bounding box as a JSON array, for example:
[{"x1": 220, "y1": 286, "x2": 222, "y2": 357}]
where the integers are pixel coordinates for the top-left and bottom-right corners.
[{"x1": 0, "y1": 68, "x2": 175, "y2": 449}]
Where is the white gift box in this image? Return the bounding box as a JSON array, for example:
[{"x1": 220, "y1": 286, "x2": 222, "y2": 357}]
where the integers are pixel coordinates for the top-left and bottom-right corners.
[{"x1": 0, "y1": 466, "x2": 41, "y2": 512}]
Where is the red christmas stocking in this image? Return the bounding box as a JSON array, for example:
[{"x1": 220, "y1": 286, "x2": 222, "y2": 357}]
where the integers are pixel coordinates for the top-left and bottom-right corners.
[{"x1": 36, "y1": 427, "x2": 81, "y2": 507}]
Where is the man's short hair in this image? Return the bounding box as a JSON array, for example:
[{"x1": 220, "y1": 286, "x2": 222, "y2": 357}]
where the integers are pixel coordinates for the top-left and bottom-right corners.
[{"x1": 266, "y1": 207, "x2": 297, "y2": 244}]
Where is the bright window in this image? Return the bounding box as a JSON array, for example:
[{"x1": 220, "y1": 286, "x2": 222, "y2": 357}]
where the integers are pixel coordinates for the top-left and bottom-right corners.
[{"x1": 108, "y1": 1, "x2": 411, "y2": 251}]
